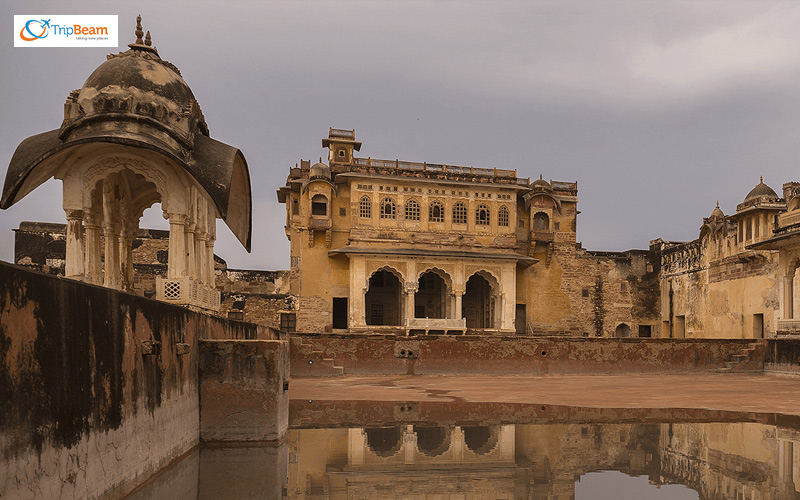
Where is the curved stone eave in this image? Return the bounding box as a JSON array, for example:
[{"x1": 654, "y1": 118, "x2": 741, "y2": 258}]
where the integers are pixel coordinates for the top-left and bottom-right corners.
[{"x1": 2, "y1": 131, "x2": 252, "y2": 252}]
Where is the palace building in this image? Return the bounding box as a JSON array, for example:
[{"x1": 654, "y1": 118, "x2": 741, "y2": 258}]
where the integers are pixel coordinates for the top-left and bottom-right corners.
[{"x1": 277, "y1": 128, "x2": 660, "y2": 336}]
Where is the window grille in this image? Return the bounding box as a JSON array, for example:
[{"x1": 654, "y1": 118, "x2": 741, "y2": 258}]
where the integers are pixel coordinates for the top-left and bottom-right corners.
[
  {"x1": 499, "y1": 206, "x2": 509, "y2": 226},
  {"x1": 453, "y1": 202, "x2": 467, "y2": 224},
  {"x1": 476, "y1": 204, "x2": 490, "y2": 225},
  {"x1": 429, "y1": 201, "x2": 444, "y2": 222},
  {"x1": 380, "y1": 197, "x2": 396, "y2": 219},
  {"x1": 405, "y1": 199, "x2": 420, "y2": 221},
  {"x1": 360, "y1": 196, "x2": 371, "y2": 218}
]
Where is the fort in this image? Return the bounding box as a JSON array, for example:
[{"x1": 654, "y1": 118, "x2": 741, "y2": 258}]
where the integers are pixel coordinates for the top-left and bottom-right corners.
[{"x1": 3, "y1": 15, "x2": 800, "y2": 500}]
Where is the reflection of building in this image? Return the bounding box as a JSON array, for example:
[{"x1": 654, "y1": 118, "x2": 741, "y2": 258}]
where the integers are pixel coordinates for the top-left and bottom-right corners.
[
  {"x1": 278, "y1": 128, "x2": 660, "y2": 336},
  {"x1": 287, "y1": 421, "x2": 800, "y2": 500}
]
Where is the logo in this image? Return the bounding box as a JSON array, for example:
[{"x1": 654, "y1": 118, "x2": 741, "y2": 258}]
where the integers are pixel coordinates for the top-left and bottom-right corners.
[
  {"x1": 19, "y1": 19, "x2": 51, "y2": 41},
  {"x1": 14, "y1": 15, "x2": 118, "y2": 47}
]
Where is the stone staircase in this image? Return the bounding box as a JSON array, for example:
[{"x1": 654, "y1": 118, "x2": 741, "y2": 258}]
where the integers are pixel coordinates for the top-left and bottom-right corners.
[
  {"x1": 295, "y1": 339, "x2": 344, "y2": 377},
  {"x1": 716, "y1": 342, "x2": 762, "y2": 373}
]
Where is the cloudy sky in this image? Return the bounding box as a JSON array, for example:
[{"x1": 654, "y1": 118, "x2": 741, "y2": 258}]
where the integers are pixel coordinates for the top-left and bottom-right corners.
[{"x1": 4, "y1": 1, "x2": 800, "y2": 270}]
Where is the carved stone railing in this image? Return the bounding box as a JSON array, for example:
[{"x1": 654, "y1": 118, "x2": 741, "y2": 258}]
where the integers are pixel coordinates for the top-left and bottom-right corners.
[
  {"x1": 156, "y1": 276, "x2": 220, "y2": 311},
  {"x1": 777, "y1": 319, "x2": 800, "y2": 334},
  {"x1": 406, "y1": 317, "x2": 467, "y2": 333},
  {"x1": 353, "y1": 157, "x2": 519, "y2": 180}
]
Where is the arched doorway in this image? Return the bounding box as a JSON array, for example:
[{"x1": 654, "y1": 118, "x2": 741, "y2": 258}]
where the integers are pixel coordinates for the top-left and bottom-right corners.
[
  {"x1": 365, "y1": 269, "x2": 402, "y2": 326},
  {"x1": 415, "y1": 271, "x2": 448, "y2": 318},
  {"x1": 463, "y1": 274, "x2": 494, "y2": 329},
  {"x1": 615, "y1": 323, "x2": 632, "y2": 338}
]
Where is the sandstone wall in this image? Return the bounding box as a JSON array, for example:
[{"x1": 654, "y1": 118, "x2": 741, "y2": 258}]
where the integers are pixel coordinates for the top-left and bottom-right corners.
[
  {"x1": 0, "y1": 261, "x2": 278, "y2": 500},
  {"x1": 290, "y1": 334, "x2": 764, "y2": 377}
]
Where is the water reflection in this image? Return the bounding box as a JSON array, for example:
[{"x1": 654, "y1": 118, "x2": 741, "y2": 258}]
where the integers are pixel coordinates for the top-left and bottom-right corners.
[{"x1": 127, "y1": 410, "x2": 800, "y2": 499}]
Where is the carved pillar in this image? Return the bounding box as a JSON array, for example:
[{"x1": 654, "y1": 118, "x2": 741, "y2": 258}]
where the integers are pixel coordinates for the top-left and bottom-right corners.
[
  {"x1": 785, "y1": 274, "x2": 795, "y2": 320},
  {"x1": 64, "y1": 209, "x2": 84, "y2": 278},
  {"x1": 167, "y1": 213, "x2": 187, "y2": 279},
  {"x1": 184, "y1": 219, "x2": 196, "y2": 280},
  {"x1": 119, "y1": 223, "x2": 136, "y2": 292},
  {"x1": 102, "y1": 177, "x2": 122, "y2": 289},
  {"x1": 83, "y1": 211, "x2": 102, "y2": 285},
  {"x1": 205, "y1": 235, "x2": 216, "y2": 285},
  {"x1": 403, "y1": 425, "x2": 416, "y2": 465},
  {"x1": 404, "y1": 282, "x2": 418, "y2": 326},
  {"x1": 452, "y1": 286, "x2": 464, "y2": 320}
]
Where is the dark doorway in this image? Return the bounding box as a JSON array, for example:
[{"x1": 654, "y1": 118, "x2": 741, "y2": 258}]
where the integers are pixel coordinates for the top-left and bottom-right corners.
[
  {"x1": 415, "y1": 272, "x2": 447, "y2": 318},
  {"x1": 463, "y1": 274, "x2": 493, "y2": 329},
  {"x1": 414, "y1": 426, "x2": 450, "y2": 457},
  {"x1": 515, "y1": 304, "x2": 527, "y2": 335},
  {"x1": 365, "y1": 427, "x2": 402, "y2": 457},
  {"x1": 753, "y1": 314, "x2": 764, "y2": 339},
  {"x1": 638, "y1": 325, "x2": 652, "y2": 338},
  {"x1": 365, "y1": 270, "x2": 402, "y2": 326},
  {"x1": 615, "y1": 323, "x2": 631, "y2": 338},
  {"x1": 332, "y1": 297, "x2": 348, "y2": 329}
]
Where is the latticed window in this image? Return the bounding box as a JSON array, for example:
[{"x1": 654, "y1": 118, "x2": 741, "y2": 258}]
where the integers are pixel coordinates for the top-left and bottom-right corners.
[
  {"x1": 498, "y1": 205, "x2": 509, "y2": 226},
  {"x1": 360, "y1": 196, "x2": 371, "y2": 218},
  {"x1": 380, "y1": 197, "x2": 396, "y2": 219},
  {"x1": 405, "y1": 199, "x2": 420, "y2": 221},
  {"x1": 429, "y1": 201, "x2": 444, "y2": 222},
  {"x1": 476, "y1": 204, "x2": 490, "y2": 225},
  {"x1": 453, "y1": 202, "x2": 467, "y2": 224}
]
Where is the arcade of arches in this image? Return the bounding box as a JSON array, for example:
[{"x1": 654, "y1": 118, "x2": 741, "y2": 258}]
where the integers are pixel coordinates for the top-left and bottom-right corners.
[{"x1": 356, "y1": 259, "x2": 513, "y2": 332}]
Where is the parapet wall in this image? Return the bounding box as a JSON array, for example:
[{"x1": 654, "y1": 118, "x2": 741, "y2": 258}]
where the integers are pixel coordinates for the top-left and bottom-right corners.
[
  {"x1": 765, "y1": 339, "x2": 800, "y2": 374},
  {"x1": 291, "y1": 334, "x2": 765, "y2": 377},
  {"x1": 0, "y1": 261, "x2": 282, "y2": 500}
]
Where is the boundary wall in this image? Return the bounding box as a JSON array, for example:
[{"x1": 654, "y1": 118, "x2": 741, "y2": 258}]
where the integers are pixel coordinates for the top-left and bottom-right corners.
[
  {"x1": 0, "y1": 261, "x2": 287, "y2": 500},
  {"x1": 291, "y1": 334, "x2": 766, "y2": 377}
]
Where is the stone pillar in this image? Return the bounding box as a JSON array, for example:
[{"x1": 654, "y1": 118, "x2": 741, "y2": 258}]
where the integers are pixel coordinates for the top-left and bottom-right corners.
[
  {"x1": 785, "y1": 274, "x2": 794, "y2": 320},
  {"x1": 102, "y1": 178, "x2": 122, "y2": 289},
  {"x1": 453, "y1": 286, "x2": 464, "y2": 320},
  {"x1": 403, "y1": 425, "x2": 416, "y2": 465},
  {"x1": 206, "y1": 236, "x2": 216, "y2": 285},
  {"x1": 185, "y1": 220, "x2": 196, "y2": 281},
  {"x1": 404, "y1": 282, "x2": 418, "y2": 327},
  {"x1": 83, "y1": 211, "x2": 102, "y2": 285},
  {"x1": 168, "y1": 213, "x2": 187, "y2": 279},
  {"x1": 64, "y1": 209, "x2": 84, "y2": 278},
  {"x1": 119, "y1": 223, "x2": 135, "y2": 292}
]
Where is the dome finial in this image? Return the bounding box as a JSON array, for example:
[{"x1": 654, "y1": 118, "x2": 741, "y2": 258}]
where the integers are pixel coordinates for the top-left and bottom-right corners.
[
  {"x1": 145, "y1": 30, "x2": 152, "y2": 47},
  {"x1": 539, "y1": 174, "x2": 543, "y2": 180},
  {"x1": 716, "y1": 200, "x2": 719, "y2": 208},
  {"x1": 134, "y1": 15, "x2": 144, "y2": 45},
  {"x1": 760, "y1": 175, "x2": 763, "y2": 184}
]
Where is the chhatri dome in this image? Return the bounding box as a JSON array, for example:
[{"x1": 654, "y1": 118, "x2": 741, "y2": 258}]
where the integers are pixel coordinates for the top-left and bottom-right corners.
[
  {"x1": 743, "y1": 176, "x2": 779, "y2": 203},
  {"x1": 1, "y1": 16, "x2": 252, "y2": 308}
]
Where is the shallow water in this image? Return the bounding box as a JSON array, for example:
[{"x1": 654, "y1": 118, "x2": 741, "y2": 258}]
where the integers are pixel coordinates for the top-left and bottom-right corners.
[{"x1": 128, "y1": 401, "x2": 800, "y2": 499}]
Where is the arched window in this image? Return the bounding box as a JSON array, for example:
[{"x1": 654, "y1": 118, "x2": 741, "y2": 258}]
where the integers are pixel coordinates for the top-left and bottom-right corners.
[
  {"x1": 311, "y1": 194, "x2": 328, "y2": 216},
  {"x1": 359, "y1": 195, "x2": 371, "y2": 218},
  {"x1": 380, "y1": 197, "x2": 396, "y2": 219},
  {"x1": 533, "y1": 212, "x2": 549, "y2": 231},
  {"x1": 405, "y1": 199, "x2": 420, "y2": 221},
  {"x1": 429, "y1": 201, "x2": 444, "y2": 222},
  {"x1": 453, "y1": 202, "x2": 467, "y2": 224},
  {"x1": 476, "y1": 204, "x2": 490, "y2": 225},
  {"x1": 498, "y1": 206, "x2": 509, "y2": 227}
]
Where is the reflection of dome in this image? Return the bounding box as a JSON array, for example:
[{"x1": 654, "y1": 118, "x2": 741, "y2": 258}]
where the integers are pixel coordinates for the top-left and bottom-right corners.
[
  {"x1": 309, "y1": 162, "x2": 331, "y2": 181},
  {"x1": 744, "y1": 177, "x2": 778, "y2": 203}
]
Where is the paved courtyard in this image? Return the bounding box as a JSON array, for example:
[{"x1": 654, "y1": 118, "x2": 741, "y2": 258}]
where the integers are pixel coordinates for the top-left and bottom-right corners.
[{"x1": 290, "y1": 372, "x2": 800, "y2": 416}]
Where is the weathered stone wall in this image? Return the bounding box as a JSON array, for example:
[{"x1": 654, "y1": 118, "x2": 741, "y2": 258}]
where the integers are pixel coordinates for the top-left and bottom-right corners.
[
  {"x1": 0, "y1": 261, "x2": 279, "y2": 500},
  {"x1": 765, "y1": 339, "x2": 800, "y2": 374},
  {"x1": 290, "y1": 334, "x2": 764, "y2": 377},
  {"x1": 199, "y1": 340, "x2": 289, "y2": 443}
]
